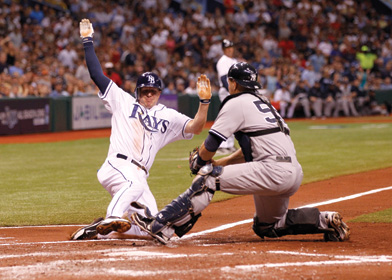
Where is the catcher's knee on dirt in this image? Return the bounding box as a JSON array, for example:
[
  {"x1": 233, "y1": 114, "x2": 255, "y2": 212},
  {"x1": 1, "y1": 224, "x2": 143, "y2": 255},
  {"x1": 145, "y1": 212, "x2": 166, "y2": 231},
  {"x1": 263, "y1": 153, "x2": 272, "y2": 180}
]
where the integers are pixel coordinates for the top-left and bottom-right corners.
[
  {"x1": 253, "y1": 208, "x2": 328, "y2": 238},
  {"x1": 150, "y1": 164, "x2": 223, "y2": 237}
]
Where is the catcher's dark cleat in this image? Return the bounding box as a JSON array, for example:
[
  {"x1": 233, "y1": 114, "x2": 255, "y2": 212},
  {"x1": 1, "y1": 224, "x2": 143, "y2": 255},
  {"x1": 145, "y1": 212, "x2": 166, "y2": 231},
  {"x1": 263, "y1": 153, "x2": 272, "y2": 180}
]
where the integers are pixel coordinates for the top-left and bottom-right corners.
[
  {"x1": 131, "y1": 213, "x2": 169, "y2": 245},
  {"x1": 71, "y1": 217, "x2": 104, "y2": 240},
  {"x1": 324, "y1": 212, "x2": 350, "y2": 241},
  {"x1": 96, "y1": 216, "x2": 132, "y2": 235}
]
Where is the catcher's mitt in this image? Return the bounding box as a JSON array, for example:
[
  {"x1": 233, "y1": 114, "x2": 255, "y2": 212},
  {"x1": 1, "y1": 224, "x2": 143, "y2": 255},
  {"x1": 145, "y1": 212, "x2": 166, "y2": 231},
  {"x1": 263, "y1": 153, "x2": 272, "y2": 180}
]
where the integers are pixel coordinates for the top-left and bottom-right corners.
[{"x1": 189, "y1": 146, "x2": 203, "y2": 175}]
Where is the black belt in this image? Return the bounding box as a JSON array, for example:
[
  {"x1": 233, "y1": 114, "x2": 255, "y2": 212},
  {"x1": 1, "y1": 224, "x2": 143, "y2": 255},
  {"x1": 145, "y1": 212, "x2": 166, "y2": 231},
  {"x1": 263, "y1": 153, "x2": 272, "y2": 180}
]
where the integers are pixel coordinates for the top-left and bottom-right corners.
[
  {"x1": 276, "y1": 156, "x2": 291, "y2": 163},
  {"x1": 116, "y1": 153, "x2": 148, "y2": 174},
  {"x1": 246, "y1": 127, "x2": 290, "y2": 137}
]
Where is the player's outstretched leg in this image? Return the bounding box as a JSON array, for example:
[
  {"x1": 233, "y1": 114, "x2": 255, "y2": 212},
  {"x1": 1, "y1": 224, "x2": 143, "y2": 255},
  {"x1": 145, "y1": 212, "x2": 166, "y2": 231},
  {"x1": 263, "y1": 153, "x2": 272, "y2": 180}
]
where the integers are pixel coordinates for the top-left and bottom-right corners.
[
  {"x1": 132, "y1": 164, "x2": 223, "y2": 244},
  {"x1": 71, "y1": 217, "x2": 104, "y2": 240},
  {"x1": 96, "y1": 216, "x2": 132, "y2": 235}
]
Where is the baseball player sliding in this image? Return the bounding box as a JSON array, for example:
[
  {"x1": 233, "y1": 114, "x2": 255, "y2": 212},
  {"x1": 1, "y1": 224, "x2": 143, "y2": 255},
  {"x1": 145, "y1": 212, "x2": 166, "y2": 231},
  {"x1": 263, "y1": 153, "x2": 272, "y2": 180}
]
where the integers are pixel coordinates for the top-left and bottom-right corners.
[
  {"x1": 130, "y1": 62, "x2": 350, "y2": 244},
  {"x1": 71, "y1": 19, "x2": 211, "y2": 240}
]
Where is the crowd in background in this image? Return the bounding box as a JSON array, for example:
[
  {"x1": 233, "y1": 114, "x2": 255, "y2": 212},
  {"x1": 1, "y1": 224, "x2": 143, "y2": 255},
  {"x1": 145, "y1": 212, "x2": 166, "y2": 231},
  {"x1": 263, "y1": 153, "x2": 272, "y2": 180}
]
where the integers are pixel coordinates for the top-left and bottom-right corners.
[{"x1": 0, "y1": 0, "x2": 391, "y2": 118}]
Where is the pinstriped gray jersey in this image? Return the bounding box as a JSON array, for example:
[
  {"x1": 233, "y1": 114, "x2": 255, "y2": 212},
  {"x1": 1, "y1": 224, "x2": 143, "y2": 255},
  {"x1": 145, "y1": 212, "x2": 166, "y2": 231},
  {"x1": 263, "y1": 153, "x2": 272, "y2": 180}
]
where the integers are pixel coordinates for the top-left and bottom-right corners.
[{"x1": 209, "y1": 93, "x2": 297, "y2": 161}]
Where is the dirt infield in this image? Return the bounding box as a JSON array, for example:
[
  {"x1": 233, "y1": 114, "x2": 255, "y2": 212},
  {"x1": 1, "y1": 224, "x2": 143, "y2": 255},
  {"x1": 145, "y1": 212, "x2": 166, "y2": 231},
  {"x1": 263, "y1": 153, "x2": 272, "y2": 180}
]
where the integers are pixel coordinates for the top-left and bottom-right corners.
[{"x1": 1, "y1": 117, "x2": 392, "y2": 279}]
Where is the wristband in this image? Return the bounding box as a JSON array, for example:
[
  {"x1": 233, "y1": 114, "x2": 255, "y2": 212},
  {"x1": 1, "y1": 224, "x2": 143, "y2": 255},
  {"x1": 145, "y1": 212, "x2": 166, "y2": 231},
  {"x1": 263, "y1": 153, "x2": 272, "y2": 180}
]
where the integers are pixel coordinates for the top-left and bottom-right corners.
[
  {"x1": 82, "y1": 37, "x2": 93, "y2": 44},
  {"x1": 196, "y1": 155, "x2": 207, "y2": 166},
  {"x1": 200, "y1": 99, "x2": 211, "y2": 104}
]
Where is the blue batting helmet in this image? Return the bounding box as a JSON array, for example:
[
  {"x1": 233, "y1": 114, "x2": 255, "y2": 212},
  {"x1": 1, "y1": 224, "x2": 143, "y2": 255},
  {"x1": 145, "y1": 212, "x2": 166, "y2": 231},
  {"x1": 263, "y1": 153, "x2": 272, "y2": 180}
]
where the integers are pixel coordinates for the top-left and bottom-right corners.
[{"x1": 135, "y1": 72, "x2": 163, "y2": 98}]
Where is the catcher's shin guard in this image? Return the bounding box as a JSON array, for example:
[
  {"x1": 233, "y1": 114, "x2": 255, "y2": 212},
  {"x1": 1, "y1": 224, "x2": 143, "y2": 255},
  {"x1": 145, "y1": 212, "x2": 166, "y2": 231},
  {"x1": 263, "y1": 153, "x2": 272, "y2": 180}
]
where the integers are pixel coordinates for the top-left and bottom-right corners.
[
  {"x1": 153, "y1": 164, "x2": 223, "y2": 237},
  {"x1": 253, "y1": 208, "x2": 335, "y2": 239}
]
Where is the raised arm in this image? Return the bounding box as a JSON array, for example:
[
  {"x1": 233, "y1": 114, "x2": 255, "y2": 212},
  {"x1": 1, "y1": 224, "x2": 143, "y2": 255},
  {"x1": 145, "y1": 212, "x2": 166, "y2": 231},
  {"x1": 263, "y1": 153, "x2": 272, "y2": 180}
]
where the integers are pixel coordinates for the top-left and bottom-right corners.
[
  {"x1": 79, "y1": 19, "x2": 110, "y2": 93},
  {"x1": 184, "y1": 74, "x2": 211, "y2": 134}
]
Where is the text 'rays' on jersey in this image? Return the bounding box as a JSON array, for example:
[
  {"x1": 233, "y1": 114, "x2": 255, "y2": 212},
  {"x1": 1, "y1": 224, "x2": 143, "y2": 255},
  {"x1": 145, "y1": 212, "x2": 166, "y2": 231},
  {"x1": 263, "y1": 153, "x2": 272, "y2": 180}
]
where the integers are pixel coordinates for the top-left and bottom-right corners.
[{"x1": 129, "y1": 104, "x2": 169, "y2": 133}]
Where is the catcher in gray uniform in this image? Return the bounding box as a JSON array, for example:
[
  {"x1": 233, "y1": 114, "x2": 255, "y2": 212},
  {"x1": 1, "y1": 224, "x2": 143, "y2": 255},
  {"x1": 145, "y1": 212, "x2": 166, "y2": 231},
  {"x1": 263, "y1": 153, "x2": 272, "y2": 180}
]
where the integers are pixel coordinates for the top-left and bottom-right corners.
[{"x1": 130, "y1": 62, "x2": 350, "y2": 244}]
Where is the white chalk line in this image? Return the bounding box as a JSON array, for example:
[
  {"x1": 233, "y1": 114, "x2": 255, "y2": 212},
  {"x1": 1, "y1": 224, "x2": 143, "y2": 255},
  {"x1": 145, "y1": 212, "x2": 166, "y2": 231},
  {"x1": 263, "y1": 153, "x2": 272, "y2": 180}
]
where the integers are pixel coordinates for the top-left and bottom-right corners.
[
  {"x1": 0, "y1": 248, "x2": 391, "y2": 278},
  {"x1": 221, "y1": 250, "x2": 392, "y2": 272},
  {"x1": 0, "y1": 250, "x2": 234, "y2": 278}
]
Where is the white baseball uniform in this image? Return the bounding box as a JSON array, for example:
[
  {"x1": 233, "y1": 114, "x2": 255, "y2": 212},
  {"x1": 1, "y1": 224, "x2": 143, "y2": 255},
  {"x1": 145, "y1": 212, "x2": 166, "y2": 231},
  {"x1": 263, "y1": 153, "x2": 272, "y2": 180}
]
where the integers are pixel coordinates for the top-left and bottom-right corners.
[
  {"x1": 216, "y1": 54, "x2": 237, "y2": 149},
  {"x1": 97, "y1": 80, "x2": 193, "y2": 236}
]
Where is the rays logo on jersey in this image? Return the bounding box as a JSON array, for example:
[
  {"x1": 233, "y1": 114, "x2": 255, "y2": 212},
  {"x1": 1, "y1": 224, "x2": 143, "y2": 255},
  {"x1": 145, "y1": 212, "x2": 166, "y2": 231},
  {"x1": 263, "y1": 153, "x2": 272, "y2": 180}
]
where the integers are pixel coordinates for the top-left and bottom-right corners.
[{"x1": 129, "y1": 104, "x2": 169, "y2": 133}]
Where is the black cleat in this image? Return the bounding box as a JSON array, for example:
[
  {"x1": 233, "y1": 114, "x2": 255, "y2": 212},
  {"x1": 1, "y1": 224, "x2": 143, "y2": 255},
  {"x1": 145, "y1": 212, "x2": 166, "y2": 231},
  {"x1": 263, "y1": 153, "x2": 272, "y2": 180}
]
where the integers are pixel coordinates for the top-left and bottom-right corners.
[
  {"x1": 71, "y1": 217, "x2": 104, "y2": 240},
  {"x1": 131, "y1": 213, "x2": 169, "y2": 245}
]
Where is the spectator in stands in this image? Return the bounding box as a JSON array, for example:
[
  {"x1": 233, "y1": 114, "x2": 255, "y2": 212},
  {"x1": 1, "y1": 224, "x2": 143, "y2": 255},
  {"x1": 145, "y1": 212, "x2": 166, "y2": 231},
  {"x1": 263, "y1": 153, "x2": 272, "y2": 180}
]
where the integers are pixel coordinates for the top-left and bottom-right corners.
[
  {"x1": 29, "y1": 4, "x2": 44, "y2": 25},
  {"x1": 0, "y1": 52, "x2": 7, "y2": 74},
  {"x1": 301, "y1": 63, "x2": 319, "y2": 87},
  {"x1": 379, "y1": 77, "x2": 392, "y2": 90},
  {"x1": 273, "y1": 82, "x2": 291, "y2": 118},
  {"x1": 265, "y1": 66, "x2": 280, "y2": 97},
  {"x1": 308, "y1": 49, "x2": 326, "y2": 73},
  {"x1": 8, "y1": 61, "x2": 24, "y2": 77},
  {"x1": 356, "y1": 45, "x2": 377, "y2": 71},
  {"x1": 104, "y1": 62, "x2": 122, "y2": 87},
  {"x1": 75, "y1": 60, "x2": 91, "y2": 84},
  {"x1": 162, "y1": 81, "x2": 177, "y2": 95},
  {"x1": 49, "y1": 81, "x2": 68, "y2": 97},
  {"x1": 0, "y1": 83, "x2": 12, "y2": 98},
  {"x1": 184, "y1": 79, "x2": 198, "y2": 95},
  {"x1": 58, "y1": 44, "x2": 78, "y2": 71},
  {"x1": 175, "y1": 77, "x2": 186, "y2": 95}
]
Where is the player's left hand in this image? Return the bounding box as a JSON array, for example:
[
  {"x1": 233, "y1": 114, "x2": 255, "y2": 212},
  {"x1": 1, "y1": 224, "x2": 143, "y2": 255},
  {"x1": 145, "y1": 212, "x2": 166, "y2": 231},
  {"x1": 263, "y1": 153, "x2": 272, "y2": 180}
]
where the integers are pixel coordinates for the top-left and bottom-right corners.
[
  {"x1": 80, "y1": 18, "x2": 94, "y2": 38},
  {"x1": 197, "y1": 74, "x2": 211, "y2": 102}
]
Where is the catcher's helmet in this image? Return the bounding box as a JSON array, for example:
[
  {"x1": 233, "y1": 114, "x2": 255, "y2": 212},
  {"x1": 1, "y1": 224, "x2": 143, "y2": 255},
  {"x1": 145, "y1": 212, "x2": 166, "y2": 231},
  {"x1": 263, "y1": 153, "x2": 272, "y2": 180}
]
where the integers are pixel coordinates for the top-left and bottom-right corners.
[
  {"x1": 228, "y1": 62, "x2": 262, "y2": 90},
  {"x1": 135, "y1": 72, "x2": 163, "y2": 98}
]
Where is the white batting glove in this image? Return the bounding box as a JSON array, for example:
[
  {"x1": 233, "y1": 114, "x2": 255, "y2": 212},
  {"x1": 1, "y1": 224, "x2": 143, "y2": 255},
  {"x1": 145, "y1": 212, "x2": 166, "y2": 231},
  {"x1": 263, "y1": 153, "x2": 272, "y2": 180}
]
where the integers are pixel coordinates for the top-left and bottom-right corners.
[
  {"x1": 197, "y1": 74, "x2": 211, "y2": 104},
  {"x1": 80, "y1": 18, "x2": 94, "y2": 38}
]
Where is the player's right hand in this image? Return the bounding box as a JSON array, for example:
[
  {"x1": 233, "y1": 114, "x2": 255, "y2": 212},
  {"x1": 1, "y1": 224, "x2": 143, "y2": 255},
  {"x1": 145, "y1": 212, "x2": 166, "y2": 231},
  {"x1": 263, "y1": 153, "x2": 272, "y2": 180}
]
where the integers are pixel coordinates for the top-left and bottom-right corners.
[
  {"x1": 80, "y1": 19, "x2": 94, "y2": 38},
  {"x1": 197, "y1": 74, "x2": 211, "y2": 102}
]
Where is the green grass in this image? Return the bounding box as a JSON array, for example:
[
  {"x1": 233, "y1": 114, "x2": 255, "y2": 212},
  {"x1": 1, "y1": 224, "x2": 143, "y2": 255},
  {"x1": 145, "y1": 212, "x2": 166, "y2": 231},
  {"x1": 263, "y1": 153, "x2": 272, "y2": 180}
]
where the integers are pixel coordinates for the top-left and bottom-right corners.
[
  {"x1": 287, "y1": 121, "x2": 392, "y2": 183},
  {"x1": 350, "y1": 208, "x2": 392, "y2": 223},
  {"x1": 0, "y1": 118, "x2": 391, "y2": 226}
]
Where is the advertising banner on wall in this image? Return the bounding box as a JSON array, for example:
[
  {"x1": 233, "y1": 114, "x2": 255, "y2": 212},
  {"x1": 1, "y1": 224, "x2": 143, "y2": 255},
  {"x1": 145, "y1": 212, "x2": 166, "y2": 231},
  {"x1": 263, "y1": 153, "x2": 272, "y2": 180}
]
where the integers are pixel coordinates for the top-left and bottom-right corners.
[
  {"x1": 0, "y1": 98, "x2": 50, "y2": 135},
  {"x1": 72, "y1": 96, "x2": 112, "y2": 130}
]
